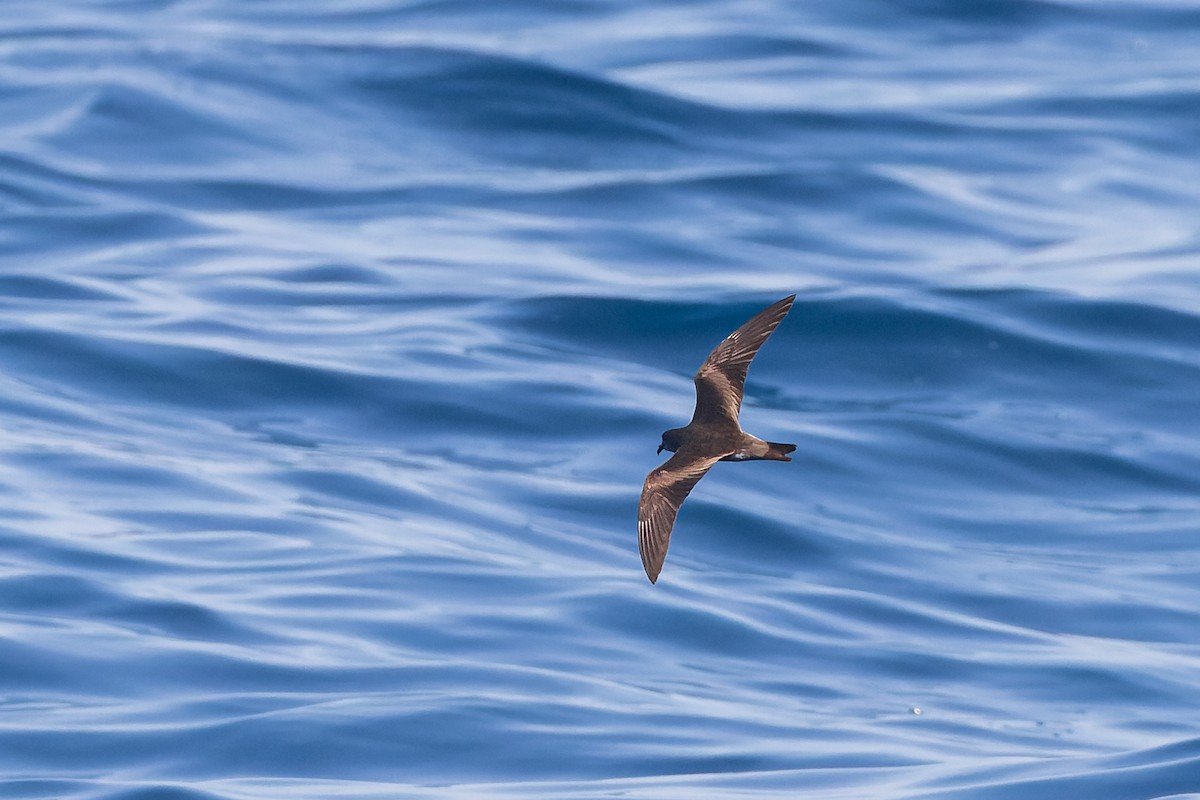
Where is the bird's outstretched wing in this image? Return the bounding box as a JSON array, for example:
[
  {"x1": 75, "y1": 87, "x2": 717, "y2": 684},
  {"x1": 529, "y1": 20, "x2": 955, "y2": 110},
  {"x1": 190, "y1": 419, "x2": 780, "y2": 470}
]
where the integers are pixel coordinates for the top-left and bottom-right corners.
[
  {"x1": 691, "y1": 294, "x2": 796, "y2": 425},
  {"x1": 637, "y1": 450, "x2": 724, "y2": 583}
]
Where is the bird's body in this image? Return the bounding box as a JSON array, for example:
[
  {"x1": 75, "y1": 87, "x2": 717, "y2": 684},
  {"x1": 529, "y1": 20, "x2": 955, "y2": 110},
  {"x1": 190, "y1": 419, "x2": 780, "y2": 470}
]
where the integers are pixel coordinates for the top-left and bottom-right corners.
[{"x1": 638, "y1": 295, "x2": 797, "y2": 583}]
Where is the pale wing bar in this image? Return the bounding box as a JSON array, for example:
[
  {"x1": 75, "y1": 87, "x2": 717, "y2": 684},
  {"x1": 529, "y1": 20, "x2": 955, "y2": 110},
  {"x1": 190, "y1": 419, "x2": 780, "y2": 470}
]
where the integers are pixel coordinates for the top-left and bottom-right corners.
[
  {"x1": 637, "y1": 452, "x2": 723, "y2": 583},
  {"x1": 691, "y1": 294, "x2": 796, "y2": 423}
]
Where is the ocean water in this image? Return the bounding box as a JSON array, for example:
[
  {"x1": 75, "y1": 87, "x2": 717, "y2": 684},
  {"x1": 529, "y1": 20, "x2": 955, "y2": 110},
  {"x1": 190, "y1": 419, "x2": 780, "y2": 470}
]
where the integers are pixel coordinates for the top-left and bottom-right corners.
[{"x1": 2, "y1": 1, "x2": 1200, "y2": 798}]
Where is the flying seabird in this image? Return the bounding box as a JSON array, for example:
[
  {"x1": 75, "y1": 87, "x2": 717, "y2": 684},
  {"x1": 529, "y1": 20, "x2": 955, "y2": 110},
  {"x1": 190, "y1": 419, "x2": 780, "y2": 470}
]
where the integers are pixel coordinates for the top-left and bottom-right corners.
[{"x1": 638, "y1": 294, "x2": 797, "y2": 583}]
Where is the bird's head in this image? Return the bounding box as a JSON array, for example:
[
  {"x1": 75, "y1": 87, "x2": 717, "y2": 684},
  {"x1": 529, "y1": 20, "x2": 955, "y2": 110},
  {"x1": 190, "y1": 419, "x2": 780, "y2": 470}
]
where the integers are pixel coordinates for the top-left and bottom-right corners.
[{"x1": 657, "y1": 427, "x2": 685, "y2": 455}]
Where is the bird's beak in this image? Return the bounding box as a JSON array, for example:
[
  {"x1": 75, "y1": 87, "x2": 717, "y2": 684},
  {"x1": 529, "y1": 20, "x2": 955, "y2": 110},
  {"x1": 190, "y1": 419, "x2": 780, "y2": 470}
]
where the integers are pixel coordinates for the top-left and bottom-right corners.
[{"x1": 656, "y1": 444, "x2": 664, "y2": 454}]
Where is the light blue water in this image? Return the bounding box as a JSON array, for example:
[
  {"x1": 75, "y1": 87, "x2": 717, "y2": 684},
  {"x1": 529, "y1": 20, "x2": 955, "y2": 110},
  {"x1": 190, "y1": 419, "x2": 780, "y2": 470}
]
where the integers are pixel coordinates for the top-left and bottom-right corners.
[{"x1": 2, "y1": 2, "x2": 1200, "y2": 798}]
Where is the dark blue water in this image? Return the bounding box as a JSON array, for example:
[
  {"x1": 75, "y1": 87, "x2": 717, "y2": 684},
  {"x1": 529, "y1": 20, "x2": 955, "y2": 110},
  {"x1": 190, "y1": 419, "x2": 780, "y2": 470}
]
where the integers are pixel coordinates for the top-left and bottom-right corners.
[{"x1": 3, "y1": 2, "x2": 1200, "y2": 798}]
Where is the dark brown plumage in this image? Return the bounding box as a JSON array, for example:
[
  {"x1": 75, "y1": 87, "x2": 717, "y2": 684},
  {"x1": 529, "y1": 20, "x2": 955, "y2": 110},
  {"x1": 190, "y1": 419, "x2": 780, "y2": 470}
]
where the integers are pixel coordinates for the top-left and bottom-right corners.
[{"x1": 638, "y1": 295, "x2": 797, "y2": 583}]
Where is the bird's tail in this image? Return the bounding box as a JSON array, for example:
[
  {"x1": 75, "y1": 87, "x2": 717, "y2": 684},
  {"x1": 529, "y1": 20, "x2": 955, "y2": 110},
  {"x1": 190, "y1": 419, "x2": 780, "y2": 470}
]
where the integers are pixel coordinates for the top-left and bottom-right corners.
[{"x1": 765, "y1": 441, "x2": 796, "y2": 461}]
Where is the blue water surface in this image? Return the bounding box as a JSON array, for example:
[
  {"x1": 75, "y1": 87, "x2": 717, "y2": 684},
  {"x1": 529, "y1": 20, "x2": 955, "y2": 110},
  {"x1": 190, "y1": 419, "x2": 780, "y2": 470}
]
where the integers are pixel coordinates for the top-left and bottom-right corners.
[{"x1": 3, "y1": 1, "x2": 1200, "y2": 798}]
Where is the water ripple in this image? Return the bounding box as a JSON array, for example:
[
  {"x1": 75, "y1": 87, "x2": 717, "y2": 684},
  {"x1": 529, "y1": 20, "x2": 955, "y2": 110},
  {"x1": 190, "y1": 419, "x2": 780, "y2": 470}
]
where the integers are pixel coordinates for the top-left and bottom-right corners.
[{"x1": 3, "y1": 1, "x2": 1200, "y2": 798}]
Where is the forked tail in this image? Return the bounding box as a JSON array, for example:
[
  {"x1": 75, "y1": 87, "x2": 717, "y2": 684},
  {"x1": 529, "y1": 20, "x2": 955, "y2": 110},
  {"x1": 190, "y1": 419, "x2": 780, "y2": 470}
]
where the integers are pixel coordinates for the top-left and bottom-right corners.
[{"x1": 766, "y1": 441, "x2": 797, "y2": 461}]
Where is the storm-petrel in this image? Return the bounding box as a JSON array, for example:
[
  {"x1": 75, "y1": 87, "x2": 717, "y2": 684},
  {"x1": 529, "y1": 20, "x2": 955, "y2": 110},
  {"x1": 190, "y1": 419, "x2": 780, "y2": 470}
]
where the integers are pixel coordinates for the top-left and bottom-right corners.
[{"x1": 638, "y1": 294, "x2": 797, "y2": 583}]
